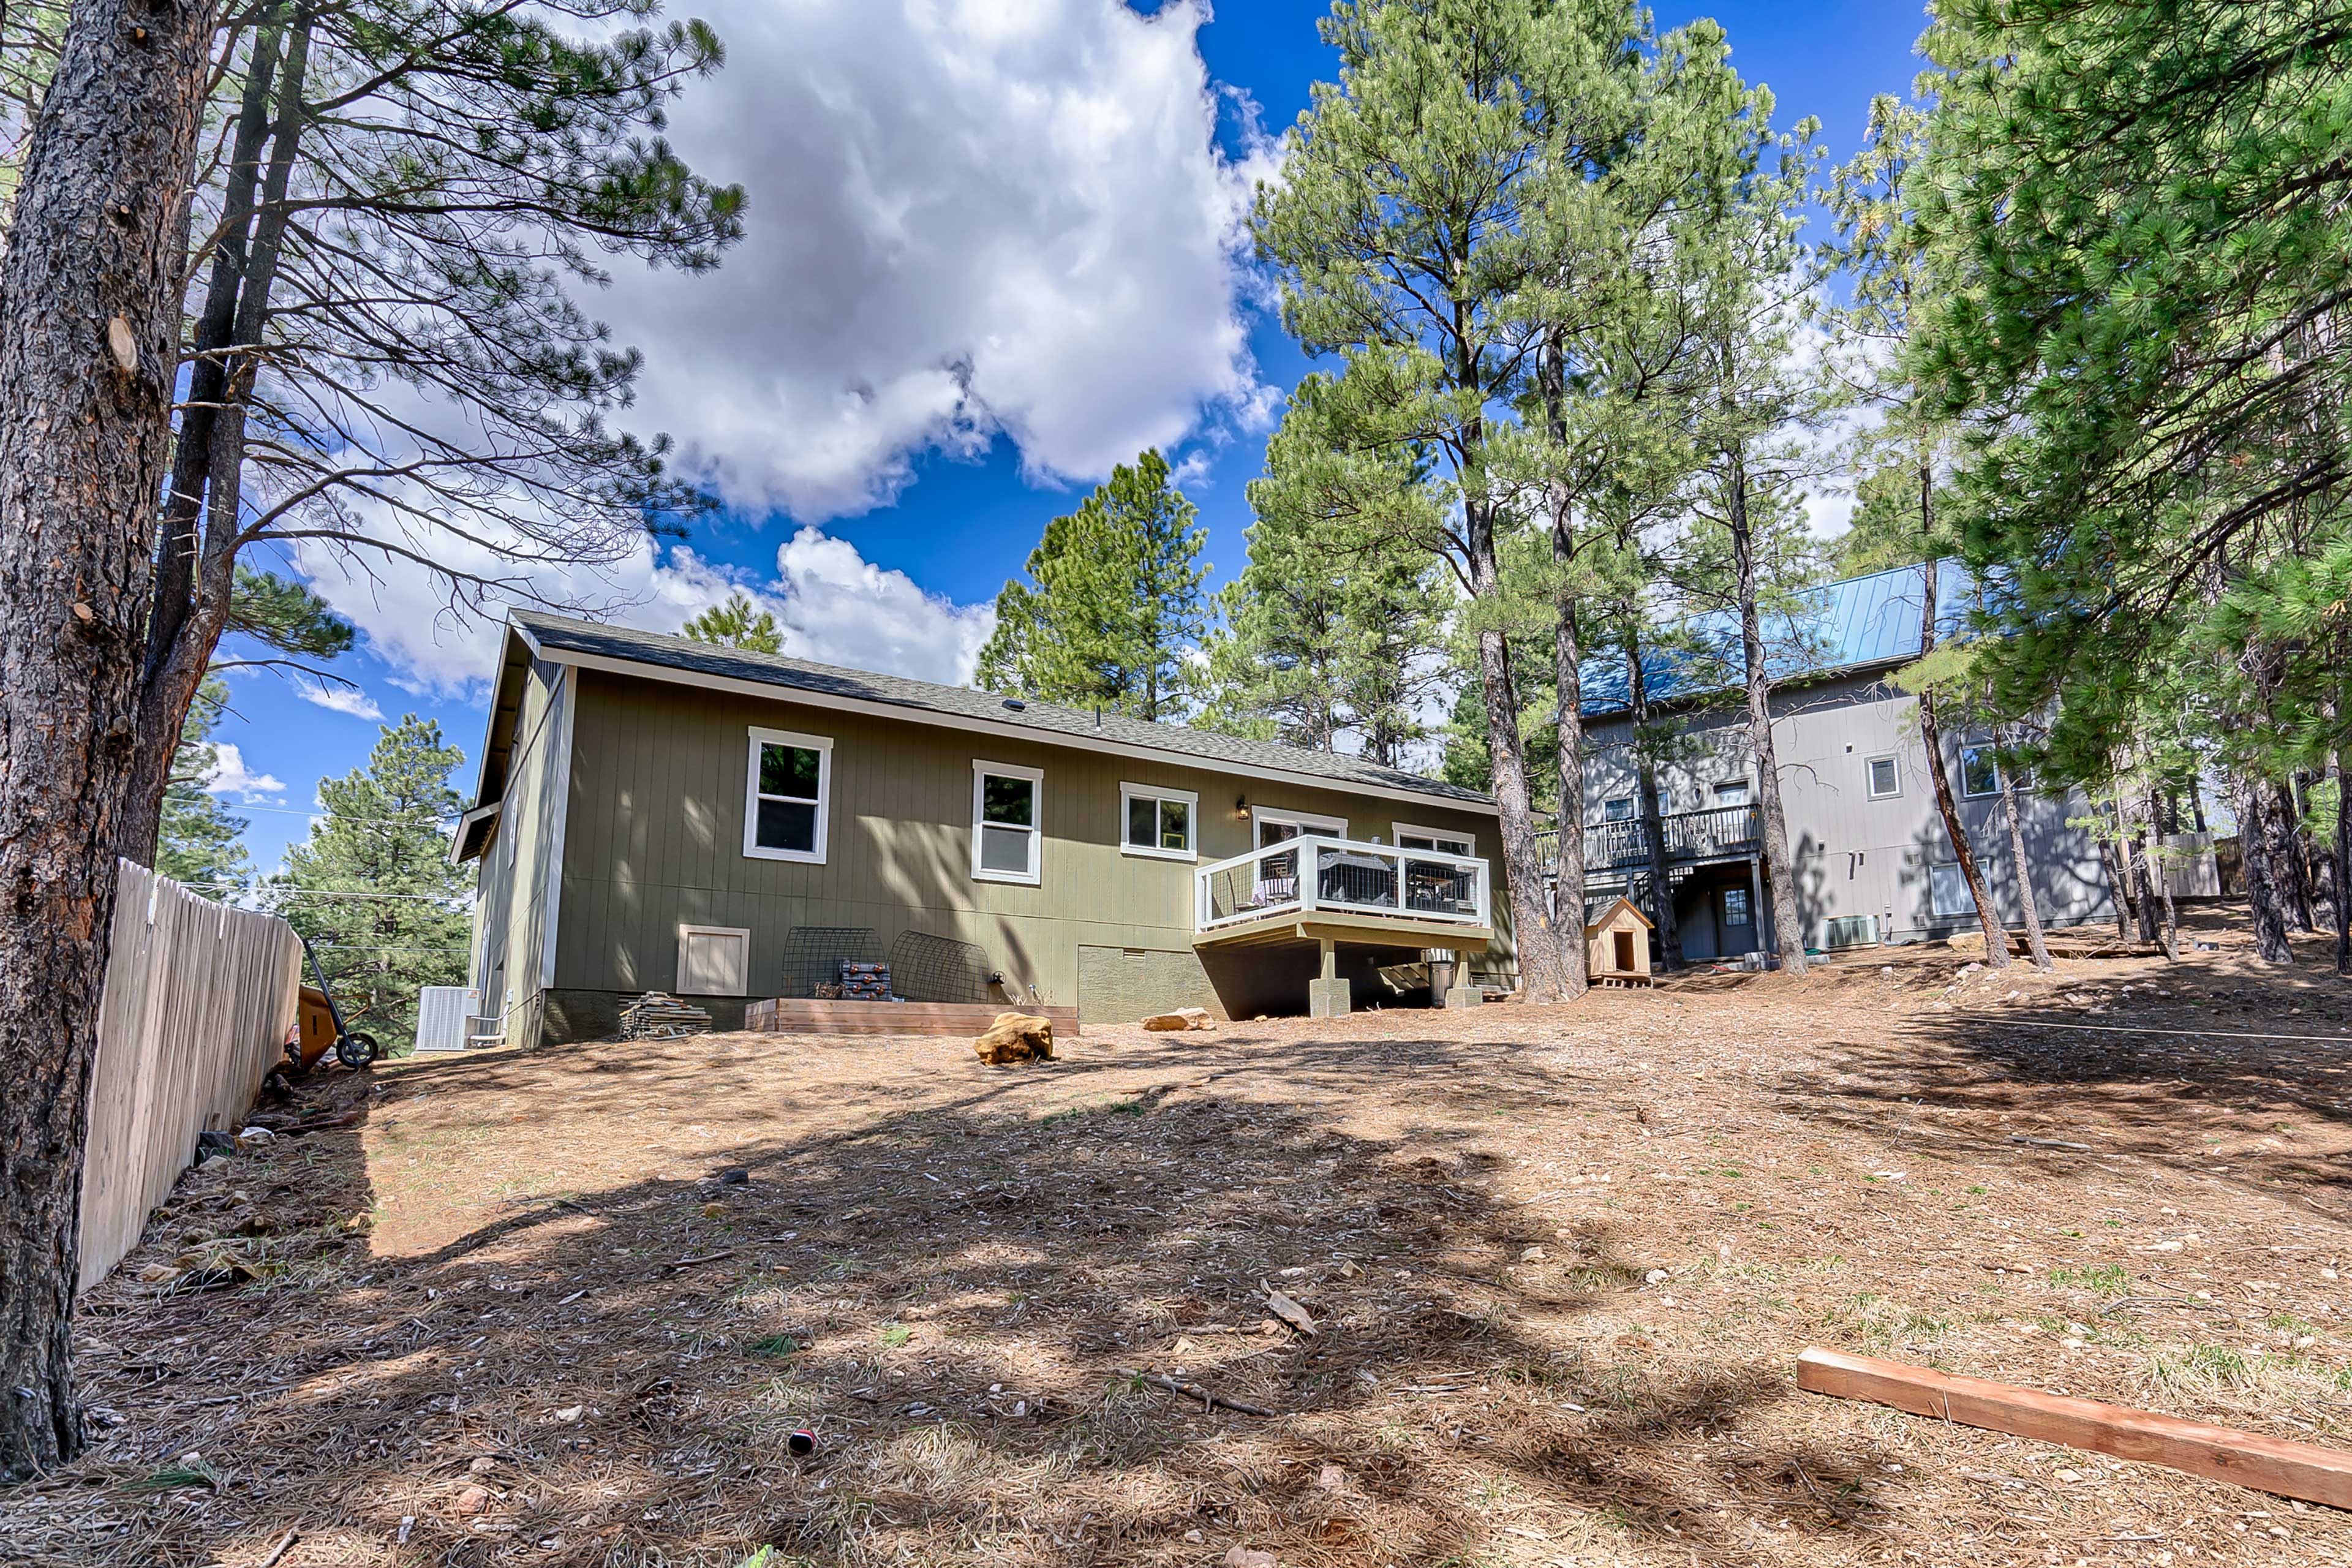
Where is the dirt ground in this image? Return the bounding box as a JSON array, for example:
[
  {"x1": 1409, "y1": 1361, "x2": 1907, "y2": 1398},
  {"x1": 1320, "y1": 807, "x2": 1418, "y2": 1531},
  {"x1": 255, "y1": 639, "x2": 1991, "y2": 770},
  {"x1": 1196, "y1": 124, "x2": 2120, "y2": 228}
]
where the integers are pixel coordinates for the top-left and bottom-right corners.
[{"x1": 6, "y1": 906, "x2": 2350, "y2": 1568}]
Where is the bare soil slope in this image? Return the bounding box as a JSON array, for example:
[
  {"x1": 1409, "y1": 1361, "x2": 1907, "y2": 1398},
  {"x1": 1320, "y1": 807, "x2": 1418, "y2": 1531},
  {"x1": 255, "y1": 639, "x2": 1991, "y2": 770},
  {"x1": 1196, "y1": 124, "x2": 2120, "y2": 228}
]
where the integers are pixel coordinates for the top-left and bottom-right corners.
[{"x1": 6, "y1": 910, "x2": 2348, "y2": 1567}]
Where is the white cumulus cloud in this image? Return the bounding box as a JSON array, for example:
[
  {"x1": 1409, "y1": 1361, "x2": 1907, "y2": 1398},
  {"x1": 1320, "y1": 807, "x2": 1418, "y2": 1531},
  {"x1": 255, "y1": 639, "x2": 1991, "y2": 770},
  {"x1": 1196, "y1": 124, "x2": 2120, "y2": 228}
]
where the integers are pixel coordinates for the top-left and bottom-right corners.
[
  {"x1": 204, "y1": 744, "x2": 285, "y2": 800},
  {"x1": 295, "y1": 526, "x2": 995, "y2": 694},
  {"x1": 602, "y1": 0, "x2": 1280, "y2": 518},
  {"x1": 296, "y1": 684, "x2": 386, "y2": 721}
]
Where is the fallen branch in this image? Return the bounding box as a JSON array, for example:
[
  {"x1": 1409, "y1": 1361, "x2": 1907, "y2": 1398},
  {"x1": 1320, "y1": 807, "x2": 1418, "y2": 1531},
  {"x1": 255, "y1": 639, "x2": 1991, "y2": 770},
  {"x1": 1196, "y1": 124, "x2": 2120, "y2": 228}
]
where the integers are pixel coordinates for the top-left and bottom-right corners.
[
  {"x1": 2008, "y1": 1134, "x2": 2094, "y2": 1153},
  {"x1": 663, "y1": 1250, "x2": 735, "y2": 1274},
  {"x1": 1796, "y1": 1346, "x2": 2352, "y2": 1508},
  {"x1": 1115, "y1": 1367, "x2": 1276, "y2": 1419},
  {"x1": 257, "y1": 1526, "x2": 301, "y2": 1568}
]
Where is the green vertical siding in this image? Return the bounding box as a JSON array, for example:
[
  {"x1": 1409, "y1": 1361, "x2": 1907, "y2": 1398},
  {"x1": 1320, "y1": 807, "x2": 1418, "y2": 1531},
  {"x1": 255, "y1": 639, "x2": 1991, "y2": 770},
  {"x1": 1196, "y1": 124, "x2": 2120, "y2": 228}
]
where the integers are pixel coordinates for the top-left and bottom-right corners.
[{"x1": 549, "y1": 670, "x2": 1508, "y2": 1023}]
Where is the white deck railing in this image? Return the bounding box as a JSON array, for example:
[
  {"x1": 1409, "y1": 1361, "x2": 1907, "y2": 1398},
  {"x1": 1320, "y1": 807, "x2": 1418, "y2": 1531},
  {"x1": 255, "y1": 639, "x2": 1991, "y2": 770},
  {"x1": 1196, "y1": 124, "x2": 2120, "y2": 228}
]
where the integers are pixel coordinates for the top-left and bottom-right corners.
[{"x1": 1194, "y1": 834, "x2": 1491, "y2": 933}]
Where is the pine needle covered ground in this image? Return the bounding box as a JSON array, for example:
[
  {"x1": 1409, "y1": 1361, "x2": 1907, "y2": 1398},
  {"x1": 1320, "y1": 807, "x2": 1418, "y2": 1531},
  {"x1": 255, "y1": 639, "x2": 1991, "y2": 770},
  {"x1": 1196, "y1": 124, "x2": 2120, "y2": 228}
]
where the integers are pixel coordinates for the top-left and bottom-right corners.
[{"x1": 7, "y1": 909, "x2": 2348, "y2": 1567}]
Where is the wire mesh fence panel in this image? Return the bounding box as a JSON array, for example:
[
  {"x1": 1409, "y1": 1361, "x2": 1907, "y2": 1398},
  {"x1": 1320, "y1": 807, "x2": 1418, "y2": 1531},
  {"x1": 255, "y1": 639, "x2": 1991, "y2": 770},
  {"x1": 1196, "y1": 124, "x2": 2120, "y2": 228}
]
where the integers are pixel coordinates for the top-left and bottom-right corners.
[
  {"x1": 887, "y1": 930, "x2": 994, "y2": 1004},
  {"x1": 777, "y1": 926, "x2": 881, "y2": 999}
]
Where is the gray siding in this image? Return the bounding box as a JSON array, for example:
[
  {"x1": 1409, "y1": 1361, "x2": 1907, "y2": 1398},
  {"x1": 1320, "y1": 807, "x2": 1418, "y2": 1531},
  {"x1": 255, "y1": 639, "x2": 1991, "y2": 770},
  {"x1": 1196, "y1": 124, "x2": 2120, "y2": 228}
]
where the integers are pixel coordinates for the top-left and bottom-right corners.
[{"x1": 1584, "y1": 670, "x2": 2114, "y2": 949}]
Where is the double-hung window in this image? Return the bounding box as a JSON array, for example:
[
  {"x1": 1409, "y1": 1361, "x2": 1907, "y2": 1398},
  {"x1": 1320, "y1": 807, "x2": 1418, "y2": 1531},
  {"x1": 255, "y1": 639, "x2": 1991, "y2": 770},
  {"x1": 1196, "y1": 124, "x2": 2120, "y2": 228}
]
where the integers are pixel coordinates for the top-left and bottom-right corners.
[
  {"x1": 1866, "y1": 754, "x2": 1902, "y2": 799},
  {"x1": 1930, "y1": 861, "x2": 1978, "y2": 918},
  {"x1": 1121, "y1": 783, "x2": 1197, "y2": 861},
  {"x1": 744, "y1": 727, "x2": 832, "y2": 863},
  {"x1": 972, "y1": 761, "x2": 1044, "y2": 884}
]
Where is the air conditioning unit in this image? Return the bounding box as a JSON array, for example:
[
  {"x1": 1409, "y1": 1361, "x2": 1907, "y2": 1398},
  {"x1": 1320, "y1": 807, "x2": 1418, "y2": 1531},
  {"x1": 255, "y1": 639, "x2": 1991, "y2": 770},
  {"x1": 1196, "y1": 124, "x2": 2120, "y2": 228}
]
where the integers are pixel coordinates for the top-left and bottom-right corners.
[{"x1": 1822, "y1": 914, "x2": 1879, "y2": 951}]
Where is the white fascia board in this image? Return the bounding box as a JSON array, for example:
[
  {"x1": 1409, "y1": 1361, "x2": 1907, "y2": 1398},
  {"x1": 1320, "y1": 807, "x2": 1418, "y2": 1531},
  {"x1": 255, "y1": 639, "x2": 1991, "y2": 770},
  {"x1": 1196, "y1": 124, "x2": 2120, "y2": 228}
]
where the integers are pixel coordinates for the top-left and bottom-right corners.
[{"x1": 519, "y1": 636, "x2": 1502, "y2": 818}]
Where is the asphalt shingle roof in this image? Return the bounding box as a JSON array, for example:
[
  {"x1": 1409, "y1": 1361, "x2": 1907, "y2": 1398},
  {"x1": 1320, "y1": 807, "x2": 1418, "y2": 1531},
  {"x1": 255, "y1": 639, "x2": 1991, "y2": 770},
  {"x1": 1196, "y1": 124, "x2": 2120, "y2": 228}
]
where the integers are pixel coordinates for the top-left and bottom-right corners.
[
  {"x1": 510, "y1": 610, "x2": 1493, "y2": 809},
  {"x1": 1579, "y1": 560, "x2": 1976, "y2": 715}
]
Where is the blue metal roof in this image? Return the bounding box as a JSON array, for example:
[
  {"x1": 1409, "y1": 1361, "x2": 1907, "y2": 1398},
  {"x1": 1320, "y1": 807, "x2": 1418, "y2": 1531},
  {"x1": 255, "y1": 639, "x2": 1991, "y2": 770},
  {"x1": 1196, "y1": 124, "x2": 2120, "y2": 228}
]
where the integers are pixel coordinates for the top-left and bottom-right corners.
[{"x1": 1580, "y1": 560, "x2": 1976, "y2": 715}]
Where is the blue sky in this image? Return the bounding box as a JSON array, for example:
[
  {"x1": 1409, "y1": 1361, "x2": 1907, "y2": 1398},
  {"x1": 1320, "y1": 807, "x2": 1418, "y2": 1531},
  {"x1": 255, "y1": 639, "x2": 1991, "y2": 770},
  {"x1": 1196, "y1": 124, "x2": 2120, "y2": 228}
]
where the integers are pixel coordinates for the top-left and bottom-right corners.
[{"x1": 211, "y1": 0, "x2": 1932, "y2": 873}]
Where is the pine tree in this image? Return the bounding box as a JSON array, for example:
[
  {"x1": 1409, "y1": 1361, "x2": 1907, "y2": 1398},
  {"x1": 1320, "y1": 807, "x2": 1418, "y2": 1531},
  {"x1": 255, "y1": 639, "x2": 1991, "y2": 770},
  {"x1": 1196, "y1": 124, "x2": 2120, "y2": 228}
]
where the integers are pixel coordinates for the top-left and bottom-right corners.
[
  {"x1": 1825, "y1": 94, "x2": 2019, "y2": 967},
  {"x1": 1914, "y1": 0, "x2": 2352, "y2": 963},
  {"x1": 1251, "y1": 0, "x2": 1682, "y2": 1001},
  {"x1": 1201, "y1": 380, "x2": 1450, "y2": 763},
  {"x1": 156, "y1": 678, "x2": 255, "y2": 893},
  {"x1": 270, "y1": 717, "x2": 472, "y2": 1055},
  {"x1": 975, "y1": 451, "x2": 1209, "y2": 722},
  {"x1": 1672, "y1": 75, "x2": 1834, "y2": 976},
  {"x1": 0, "y1": 0, "x2": 221, "y2": 1471},
  {"x1": 114, "y1": 0, "x2": 742, "y2": 870},
  {"x1": 682, "y1": 593, "x2": 786, "y2": 654}
]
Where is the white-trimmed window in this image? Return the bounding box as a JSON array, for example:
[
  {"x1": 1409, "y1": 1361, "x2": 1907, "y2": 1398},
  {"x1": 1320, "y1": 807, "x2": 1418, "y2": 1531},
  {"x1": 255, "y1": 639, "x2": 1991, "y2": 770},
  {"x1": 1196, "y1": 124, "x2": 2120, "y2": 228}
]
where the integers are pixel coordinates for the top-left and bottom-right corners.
[
  {"x1": 1600, "y1": 797, "x2": 1635, "y2": 823},
  {"x1": 1866, "y1": 754, "x2": 1902, "y2": 800},
  {"x1": 1121, "y1": 783, "x2": 1197, "y2": 861},
  {"x1": 972, "y1": 761, "x2": 1044, "y2": 884},
  {"x1": 744, "y1": 726, "x2": 832, "y2": 863},
  {"x1": 1959, "y1": 742, "x2": 2002, "y2": 799},
  {"x1": 1393, "y1": 824, "x2": 1474, "y2": 856},
  {"x1": 1930, "y1": 861, "x2": 1978, "y2": 918},
  {"x1": 1713, "y1": 779, "x2": 1752, "y2": 807}
]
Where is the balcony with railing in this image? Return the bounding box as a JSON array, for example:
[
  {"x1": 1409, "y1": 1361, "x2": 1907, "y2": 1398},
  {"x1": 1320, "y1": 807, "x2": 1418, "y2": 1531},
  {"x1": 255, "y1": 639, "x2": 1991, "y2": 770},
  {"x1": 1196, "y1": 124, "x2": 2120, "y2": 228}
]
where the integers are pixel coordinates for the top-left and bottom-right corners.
[
  {"x1": 1194, "y1": 834, "x2": 1493, "y2": 941},
  {"x1": 1542, "y1": 802, "x2": 1762, "y2": 872}
]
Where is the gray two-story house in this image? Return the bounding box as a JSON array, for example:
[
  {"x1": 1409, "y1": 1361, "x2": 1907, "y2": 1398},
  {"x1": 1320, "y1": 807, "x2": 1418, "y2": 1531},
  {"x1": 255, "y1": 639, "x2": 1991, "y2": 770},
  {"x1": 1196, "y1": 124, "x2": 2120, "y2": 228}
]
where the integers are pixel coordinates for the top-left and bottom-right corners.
[{"x1": 1572, "y1": 562, "x2": 2121, "y2": 962}]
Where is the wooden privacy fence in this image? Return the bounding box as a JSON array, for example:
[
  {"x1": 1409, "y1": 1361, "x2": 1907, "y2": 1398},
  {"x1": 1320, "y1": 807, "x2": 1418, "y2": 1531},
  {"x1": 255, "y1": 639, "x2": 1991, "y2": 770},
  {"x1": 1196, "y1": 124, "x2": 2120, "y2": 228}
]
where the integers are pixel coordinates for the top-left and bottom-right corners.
[{"x1": 78, "y1": 862, "x2": 304, "y2": 1291}]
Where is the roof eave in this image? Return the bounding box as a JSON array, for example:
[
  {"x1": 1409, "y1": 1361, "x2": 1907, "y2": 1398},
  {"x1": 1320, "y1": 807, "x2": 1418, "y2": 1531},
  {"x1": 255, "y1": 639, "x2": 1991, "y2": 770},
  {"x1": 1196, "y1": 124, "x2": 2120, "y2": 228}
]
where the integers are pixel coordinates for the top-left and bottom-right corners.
[{"x1": 514, "y1": 627, "x2": 1500, "y2": 818}]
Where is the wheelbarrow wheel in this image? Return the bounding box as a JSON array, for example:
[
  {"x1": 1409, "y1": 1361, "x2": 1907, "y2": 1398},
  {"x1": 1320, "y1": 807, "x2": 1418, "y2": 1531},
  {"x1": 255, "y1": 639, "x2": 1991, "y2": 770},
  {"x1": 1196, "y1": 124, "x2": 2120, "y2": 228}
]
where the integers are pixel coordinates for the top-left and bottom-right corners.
[{"x1": 336, "y1": 1031, "x2": 380, "y2": 1069}]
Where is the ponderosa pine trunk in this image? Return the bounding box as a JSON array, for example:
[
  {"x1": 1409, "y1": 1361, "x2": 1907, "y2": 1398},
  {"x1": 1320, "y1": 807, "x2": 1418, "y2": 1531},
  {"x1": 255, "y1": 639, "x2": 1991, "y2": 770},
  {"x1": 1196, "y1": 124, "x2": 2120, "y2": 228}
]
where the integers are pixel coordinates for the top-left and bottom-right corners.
[
  {"x1": 2143, "y1": 782, "x2": 2180, "y2": 961},
  {"x1": 1628, "y1": 635, "x2": 1683, "y2": 970},
  {"x1": 2119, "y1": 793, "x2": 2162, "y2": 944},
  {"x1": 1541, "y1": 341, "x2": 1589, "y2": 997},
  {"x1": 1725, "y1": 447, "x2": 1806, "y2": 975},
  {"x1": 2104, "y1": 825, "x2": 2136, "y2": 939},
  {"x1": 1916, "y1": 557, "x2": 2007, "y2": 965},
  {"x1": 1996, "y1": 724, "x2": 2052, "y2": 969},
  {"x1": 119, "y1": 5, "x2": 314, "y2": 868},
  {"x1": 2335, "y1": 742, "x2": 2350, "y2": 978},
  {"x1": 0, "y1": 0, "x2": 220, "y2": 1477},
  {"x1": 1465, "y1": 496, "x2": 1567, "y2": 1003},
  {"x1": 2231, "y1": 769, "x2": 2294, "y2": 964},
  {"x1": 2269, "y1": 775, "x2": 2316, "y2": 933}
]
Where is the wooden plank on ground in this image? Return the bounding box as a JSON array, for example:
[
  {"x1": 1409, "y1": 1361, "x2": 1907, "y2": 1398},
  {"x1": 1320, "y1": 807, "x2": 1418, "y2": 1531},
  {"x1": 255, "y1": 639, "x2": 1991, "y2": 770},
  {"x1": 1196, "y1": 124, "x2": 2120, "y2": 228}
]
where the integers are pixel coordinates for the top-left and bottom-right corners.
[
  {"x1": 741, "y1": 998, "x2": 1082, "y2": 1038},
  {"x1": 1795, "y1": 1346, "x2": 2352, "y2": 1509}
]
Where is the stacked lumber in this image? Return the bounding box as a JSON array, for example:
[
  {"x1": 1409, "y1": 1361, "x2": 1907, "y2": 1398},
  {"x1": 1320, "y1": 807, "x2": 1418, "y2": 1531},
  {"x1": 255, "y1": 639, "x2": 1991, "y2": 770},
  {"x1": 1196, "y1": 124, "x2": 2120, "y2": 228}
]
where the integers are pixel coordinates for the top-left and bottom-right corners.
[{"x1": 620, "y1": 992, "x2": 712, "y2": 1039}]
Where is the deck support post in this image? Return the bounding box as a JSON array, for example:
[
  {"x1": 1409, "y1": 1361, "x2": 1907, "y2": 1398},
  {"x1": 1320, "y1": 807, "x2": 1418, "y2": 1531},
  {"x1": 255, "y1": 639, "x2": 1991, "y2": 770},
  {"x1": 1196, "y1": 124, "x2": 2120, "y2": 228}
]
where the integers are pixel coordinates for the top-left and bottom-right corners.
[
  {"x1": 1308, "y1": 937, "x2": 1351, "y2": 1018},
  {"x1": 1443, "y1": 944, "x2": 1482, "y2": 1009},
  {"x1": 1749, "y1": 854, "x2": 1769, "y2": 962}
]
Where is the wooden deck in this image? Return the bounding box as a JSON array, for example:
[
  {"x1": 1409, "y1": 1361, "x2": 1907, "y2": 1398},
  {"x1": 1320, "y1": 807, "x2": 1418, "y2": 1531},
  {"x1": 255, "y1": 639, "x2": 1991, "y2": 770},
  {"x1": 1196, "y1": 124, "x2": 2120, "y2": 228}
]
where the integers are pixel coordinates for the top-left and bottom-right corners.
[
  {"x1": 741, "y1": 997, "x2": 1082, "y2": 1038},
  {"x1": 1192, "y1": 911, "x2": 1495, "y2": 952}
]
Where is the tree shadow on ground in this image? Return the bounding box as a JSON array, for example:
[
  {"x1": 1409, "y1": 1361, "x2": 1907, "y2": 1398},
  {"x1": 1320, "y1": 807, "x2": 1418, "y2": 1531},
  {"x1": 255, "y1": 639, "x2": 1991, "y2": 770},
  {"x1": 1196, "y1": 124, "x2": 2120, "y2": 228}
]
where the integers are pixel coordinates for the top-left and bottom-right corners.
[
  {"x1": 4, "y1": 1027, "x2": 1904, "y2": 1568},
  {"x1": 1746, "y1": 922, "x2": 2352, "y2": 1217}
]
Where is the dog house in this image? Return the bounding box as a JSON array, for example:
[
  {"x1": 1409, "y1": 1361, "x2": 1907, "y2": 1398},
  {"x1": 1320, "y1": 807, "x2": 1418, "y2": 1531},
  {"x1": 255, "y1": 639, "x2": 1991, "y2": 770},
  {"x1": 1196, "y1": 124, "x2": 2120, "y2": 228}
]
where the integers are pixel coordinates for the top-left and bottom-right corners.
[{"x1": 1585, "y1": 895, "x2": 1654, "y2": 986}]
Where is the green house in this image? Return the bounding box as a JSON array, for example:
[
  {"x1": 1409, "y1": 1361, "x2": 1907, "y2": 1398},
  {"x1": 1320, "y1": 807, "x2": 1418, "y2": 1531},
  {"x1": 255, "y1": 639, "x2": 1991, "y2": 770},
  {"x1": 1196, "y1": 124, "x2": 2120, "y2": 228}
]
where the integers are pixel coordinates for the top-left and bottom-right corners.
[{"x1": 453, "y1": 612, "x2": 1512, "y2": 1044}]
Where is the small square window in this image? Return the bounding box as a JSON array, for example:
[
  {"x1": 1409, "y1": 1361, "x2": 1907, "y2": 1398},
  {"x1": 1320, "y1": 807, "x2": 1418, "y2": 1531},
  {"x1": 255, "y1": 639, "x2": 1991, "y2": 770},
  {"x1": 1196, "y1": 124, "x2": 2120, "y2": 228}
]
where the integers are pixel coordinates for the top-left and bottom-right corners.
[
  {"x1": 1120, "y1": 783, "x2": 1198, "y2": 861},
  {"x1": 1866, "y1": 755, "x2": 1901, "y2": 799},
  {"x1": 1960, "y1": 744, "x2": 2002, "y2": 799}
]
